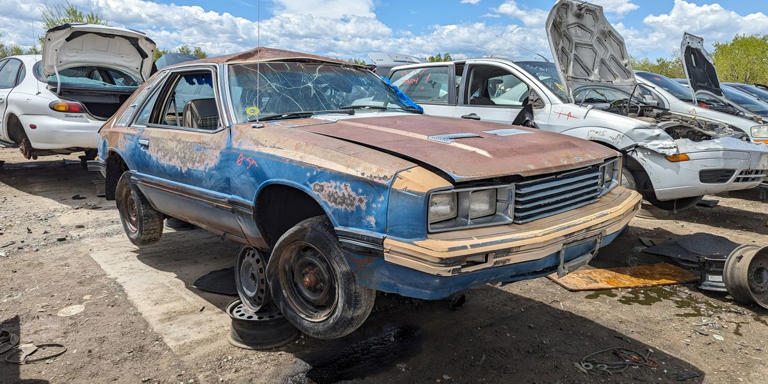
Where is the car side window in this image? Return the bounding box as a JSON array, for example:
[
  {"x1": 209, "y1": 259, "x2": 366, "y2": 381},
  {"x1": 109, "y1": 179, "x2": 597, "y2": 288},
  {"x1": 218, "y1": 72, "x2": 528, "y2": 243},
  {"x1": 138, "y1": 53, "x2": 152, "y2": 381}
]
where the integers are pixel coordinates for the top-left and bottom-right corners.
[
  {"x1": 121, "y1": 72, "x2": 168, "y2": 127},
  {"x1": 0, "y1": 59, "x2": 22, "y2": 89},
  {"x1": 390, "y1": 66, "x2": 451, "y2": 104},
  {"x1": 465, "y1": 65, "x2": 529, "y2": 107},
  {"x1": 158, "y1": 71, "x2": 219, "y2": 130}
]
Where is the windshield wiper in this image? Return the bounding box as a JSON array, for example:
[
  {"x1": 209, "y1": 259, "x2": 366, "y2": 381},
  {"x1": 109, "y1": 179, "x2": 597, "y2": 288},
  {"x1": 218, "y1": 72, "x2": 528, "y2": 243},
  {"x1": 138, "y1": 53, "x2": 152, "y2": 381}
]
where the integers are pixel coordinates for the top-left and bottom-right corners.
[
  {"x1": 250, "y1": 109, "x2": 354, "y2": 122},
  {"x1": 340, "y1": 104, "x2": 423, "y2": 114}
]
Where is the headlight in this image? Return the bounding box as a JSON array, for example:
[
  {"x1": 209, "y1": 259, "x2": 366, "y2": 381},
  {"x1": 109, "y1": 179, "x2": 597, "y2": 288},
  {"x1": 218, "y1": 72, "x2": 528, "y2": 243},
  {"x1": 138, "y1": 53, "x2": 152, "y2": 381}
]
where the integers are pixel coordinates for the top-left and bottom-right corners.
[
  {"x1": 751, "y1": 125, "x2": 768, "y2": 139},
  {"x1": 599, "y1": 158, "x2": 621, "y2": 194},
  {"x1": 428, "y1": 185, "x2": 514, "y2": 232},
  {"x1": 429, "y1": 192, "x2": 457, "y2": 223},
  {"x1": 469, "y1": 189, "x2": 496, "y2": 219}
]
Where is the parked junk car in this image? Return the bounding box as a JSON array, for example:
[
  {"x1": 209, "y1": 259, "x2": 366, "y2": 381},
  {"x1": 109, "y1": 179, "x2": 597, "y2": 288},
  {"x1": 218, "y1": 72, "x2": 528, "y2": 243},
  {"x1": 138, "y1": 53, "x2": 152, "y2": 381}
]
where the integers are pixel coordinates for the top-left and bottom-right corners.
[
  {"x1": 367, "y1": 52, "x2": 423, "y2": 77},
  {"x1": 390, "y1": 0, "x2": 768, "y2": 210},
  {"x1": 98, "y1": 47, "x2": 641, "y2": 339},
  {"x1": 0, "y1": 24, "x2": 155, "y2": 161},
  {"x1": 634, "y1": 72, "x2": 768, "y2": 144},
  {"x1": 667, "y1": 77, "x2": 768, "y2": 121}
]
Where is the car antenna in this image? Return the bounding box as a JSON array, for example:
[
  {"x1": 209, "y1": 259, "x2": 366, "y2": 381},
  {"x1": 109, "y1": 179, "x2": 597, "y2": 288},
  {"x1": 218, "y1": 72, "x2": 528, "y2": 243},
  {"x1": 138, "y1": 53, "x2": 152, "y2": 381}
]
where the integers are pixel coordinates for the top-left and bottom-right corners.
[{"x1": 252, "y1": 0, "x2": 264, "y2": 129}]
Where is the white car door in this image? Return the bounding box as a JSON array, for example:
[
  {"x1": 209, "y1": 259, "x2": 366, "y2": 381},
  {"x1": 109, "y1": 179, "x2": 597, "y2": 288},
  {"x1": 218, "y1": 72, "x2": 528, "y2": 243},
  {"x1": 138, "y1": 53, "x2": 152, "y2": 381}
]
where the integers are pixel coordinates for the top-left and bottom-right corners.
[
  {"x1": 0, "y1": 58, "x2": 24, "y2": 142},
  {"x1": 453, "y1": 63, "x2": 526, "y2": 123},
  {"x1": 390, "y1": 65, "x2": 460, "y2": 118}
]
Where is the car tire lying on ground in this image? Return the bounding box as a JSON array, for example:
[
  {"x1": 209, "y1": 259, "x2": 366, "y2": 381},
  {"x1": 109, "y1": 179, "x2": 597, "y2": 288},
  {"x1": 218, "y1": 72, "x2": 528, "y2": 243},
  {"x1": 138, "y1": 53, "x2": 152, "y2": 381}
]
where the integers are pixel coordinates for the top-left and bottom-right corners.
[
  {"x1": 115, "y1": 172, "x2": 164, "y2": 246},
  {"x1": 268, "y1": 216, "x2": 375, "y2": 340}
]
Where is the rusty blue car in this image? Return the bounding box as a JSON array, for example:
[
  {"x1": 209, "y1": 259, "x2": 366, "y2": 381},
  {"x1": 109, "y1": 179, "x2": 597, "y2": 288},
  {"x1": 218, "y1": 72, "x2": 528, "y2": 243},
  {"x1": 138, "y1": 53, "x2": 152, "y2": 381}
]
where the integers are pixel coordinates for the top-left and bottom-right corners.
[{"x1": 98, "y1": 47, "x2": 641, "y2": 339}]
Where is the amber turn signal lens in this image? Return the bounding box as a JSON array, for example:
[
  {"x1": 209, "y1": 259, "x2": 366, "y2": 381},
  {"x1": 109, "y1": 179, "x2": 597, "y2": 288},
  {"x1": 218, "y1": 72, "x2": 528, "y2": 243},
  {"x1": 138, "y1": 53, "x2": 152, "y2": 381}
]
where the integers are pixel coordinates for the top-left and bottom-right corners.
[
  {"x1": 756, "y1": 139, "x2": 768, "y2": 144},
  {"x1": 665, "y1": 154, "x2": 690, "y2": 162},
  {"x1": 49, "y1": 101, "x2": 84, "y2": 113}
]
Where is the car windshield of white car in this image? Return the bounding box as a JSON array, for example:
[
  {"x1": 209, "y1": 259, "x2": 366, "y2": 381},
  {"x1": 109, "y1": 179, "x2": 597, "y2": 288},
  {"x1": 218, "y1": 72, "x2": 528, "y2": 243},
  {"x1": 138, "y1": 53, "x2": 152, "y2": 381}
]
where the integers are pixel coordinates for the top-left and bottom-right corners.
[
  {"x1": 33, "y1": 61, "x2": 139, "y2": 90},
  {"x1": 515, "y1": 61, "x2": 570, "y2": 103},
  {"x1": 636, "y1": 71, "x2": 693, "y2": 103},
  {"x1": 228, "y1": 62, "x2": 413, "y2": 123}
]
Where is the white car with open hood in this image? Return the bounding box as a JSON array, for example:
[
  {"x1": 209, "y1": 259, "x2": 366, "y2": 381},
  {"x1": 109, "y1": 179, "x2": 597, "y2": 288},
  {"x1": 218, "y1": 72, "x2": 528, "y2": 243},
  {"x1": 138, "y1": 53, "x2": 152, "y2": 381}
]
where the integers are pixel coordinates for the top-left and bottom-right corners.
[
  {"x1": 390, "y1": 0, "x2": 768, "y2": 210},
  {"x1": 632, "y1": 33, "x2": 768, "y2": 144},
  {"x1": 0, "y1": 24, "x2": 155, "y2": 161}
]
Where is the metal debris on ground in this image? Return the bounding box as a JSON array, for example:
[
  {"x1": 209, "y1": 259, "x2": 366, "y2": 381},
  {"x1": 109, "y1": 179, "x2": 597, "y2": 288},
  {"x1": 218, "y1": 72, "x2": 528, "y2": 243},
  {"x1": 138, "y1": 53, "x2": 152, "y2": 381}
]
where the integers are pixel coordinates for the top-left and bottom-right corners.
[
  {"x1": 71, "y1": 194, "x2": 87, "y2": 200},
  {"x1": 644, "y1": 233, "x2": 739, "y2": 292},
  {"x1": 579, "y1": 347, "x2": 658, "y2": 375},
  {"x1": 3, "y1": 342, "x2": 67, "y2": 364},
  {"x1": 0, "y1": 329, "x2": 20, "y2": 355},
  {"x1": 696, "y1": 199, "x2": 719, "y2": 208}
]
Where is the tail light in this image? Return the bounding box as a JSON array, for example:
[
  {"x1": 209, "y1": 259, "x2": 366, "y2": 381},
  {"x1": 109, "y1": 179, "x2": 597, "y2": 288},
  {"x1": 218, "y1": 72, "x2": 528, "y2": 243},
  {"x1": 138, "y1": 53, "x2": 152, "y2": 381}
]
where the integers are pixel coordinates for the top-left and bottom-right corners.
[{"x1": 49, "y1": 101, "x2": 84, "y2": 113}]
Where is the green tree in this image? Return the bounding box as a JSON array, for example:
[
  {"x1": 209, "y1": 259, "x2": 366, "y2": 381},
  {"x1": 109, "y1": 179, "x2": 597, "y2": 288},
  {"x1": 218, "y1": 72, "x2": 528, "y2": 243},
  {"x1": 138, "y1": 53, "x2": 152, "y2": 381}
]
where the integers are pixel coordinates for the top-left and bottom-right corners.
[
  {"x1": 153, "y1": 48, "x2": 169, "y2": 62},
  {"x1": 428, "y1": 53, "x2": 453, "y2": 62},
  {"x1": 176, "y1": 45, "x2": 207, "y2": 59},
  {"x1": 630, "y1": 56, "x2": 685, "y2": 79},
  {"x1": 0, "y1": 34, "x2": 24, "y2": 59},
  {"x1": 713, "y1": 34, "x2": 768, "y2": 84},
  {"x1": 347, "y1": 58, "x2": 367, "y2": 65},
  {"x1": 40, "y1": 1, "x2": 106, "y2": 44}
]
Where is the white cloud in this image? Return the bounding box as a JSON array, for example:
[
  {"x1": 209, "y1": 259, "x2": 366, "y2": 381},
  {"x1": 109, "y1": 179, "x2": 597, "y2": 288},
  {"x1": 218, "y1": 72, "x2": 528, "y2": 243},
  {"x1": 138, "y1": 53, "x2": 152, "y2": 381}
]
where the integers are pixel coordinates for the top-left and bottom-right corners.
[
  {"x1": 493, "y1": 1, "x2": 548, "y2": 28},
  {"x1": 590, "y1": 0, "x2": 639, "y2": 17},
  {"x1": 620, "y1": 0, "x2": 768, "y2": 58},
  {"x1": 461, "y1": 0, "x2": 481, "y2": 4}
]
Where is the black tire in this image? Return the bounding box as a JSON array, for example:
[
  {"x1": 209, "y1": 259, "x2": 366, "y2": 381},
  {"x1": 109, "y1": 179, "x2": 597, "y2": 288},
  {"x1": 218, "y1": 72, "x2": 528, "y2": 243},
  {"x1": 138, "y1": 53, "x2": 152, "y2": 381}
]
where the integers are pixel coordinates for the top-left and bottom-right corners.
[
  {"x1": 115, "y1": 172, "x2": 164, "y2": 246},
  {"x1": 267, "y1": 216, "x2": 375, "y2": 340},
  {"x1": 622, "y1": 156, "x2": 701, "y2": 211}
]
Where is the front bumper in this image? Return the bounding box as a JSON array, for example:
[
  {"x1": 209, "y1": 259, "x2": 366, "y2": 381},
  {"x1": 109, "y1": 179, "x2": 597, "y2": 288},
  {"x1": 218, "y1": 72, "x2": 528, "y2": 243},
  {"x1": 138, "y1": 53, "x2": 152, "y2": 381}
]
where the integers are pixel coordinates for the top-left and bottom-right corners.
[
  {"x1": 639, "y1": 146, "x2": 768, "y2": 201},
  {"x1": 18, "y1": 114, "x2": 101, "y2": 150},
  {"x1": 345, "y1": 187, "x2": 641, "y2": 299}
]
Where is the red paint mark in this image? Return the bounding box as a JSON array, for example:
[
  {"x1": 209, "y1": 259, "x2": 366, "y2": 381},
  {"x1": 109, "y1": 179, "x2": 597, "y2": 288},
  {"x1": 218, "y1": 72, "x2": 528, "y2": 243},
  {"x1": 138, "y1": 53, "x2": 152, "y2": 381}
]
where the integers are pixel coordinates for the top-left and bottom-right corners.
[
  {"x1": 236, "y1": 153, "x2": 258, "y2": 169},
  {"x1": 554, "y1": 111, "x2": 579, "y2": 120}
]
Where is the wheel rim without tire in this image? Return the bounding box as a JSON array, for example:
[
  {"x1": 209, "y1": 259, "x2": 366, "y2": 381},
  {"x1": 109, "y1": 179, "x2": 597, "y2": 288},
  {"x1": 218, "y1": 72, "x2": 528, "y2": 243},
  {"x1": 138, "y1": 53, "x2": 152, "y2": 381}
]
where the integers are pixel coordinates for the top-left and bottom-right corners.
[
  {"x1": 279, "y1": 241, "x2": 337, "y2": 322},
  {"x1": 236, "y1": 247, "x2": 268, "y2": 312}
]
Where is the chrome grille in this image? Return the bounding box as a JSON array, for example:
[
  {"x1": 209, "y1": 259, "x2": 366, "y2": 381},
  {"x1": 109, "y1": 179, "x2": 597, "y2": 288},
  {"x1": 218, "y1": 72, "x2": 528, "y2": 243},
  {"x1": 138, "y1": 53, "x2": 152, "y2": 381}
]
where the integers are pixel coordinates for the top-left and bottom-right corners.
[
  {"x1": 734, "y1": 169, "x2": 768, "y2": 183},
  {"x1": 514, "y1": 166, "x2": 602, "y2": 224}
]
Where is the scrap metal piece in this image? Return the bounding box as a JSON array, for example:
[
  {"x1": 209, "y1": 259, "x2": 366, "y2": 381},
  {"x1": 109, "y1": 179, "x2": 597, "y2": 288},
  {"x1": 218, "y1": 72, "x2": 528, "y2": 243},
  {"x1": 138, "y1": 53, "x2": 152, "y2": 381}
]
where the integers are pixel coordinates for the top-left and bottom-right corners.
[
  {"x1": 227, "y1": 300, "x2": 298, "y2": 350},
  {"x1": 723, "y1": 245, "x2": 768, "y2": 309}
]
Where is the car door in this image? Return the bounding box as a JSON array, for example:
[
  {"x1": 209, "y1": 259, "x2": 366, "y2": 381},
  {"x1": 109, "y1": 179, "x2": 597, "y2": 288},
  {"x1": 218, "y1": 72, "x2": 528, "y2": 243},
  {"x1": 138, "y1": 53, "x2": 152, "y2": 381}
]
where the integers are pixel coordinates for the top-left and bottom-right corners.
[
  {"x1": 129, "y1": 66, "x2": 242, "y2": 237},
  {"x1": 0, "y1": 58, "x2": 23, "y2": 143},
  {"x1": 454, "y1": 63, "x2": 528, "y2": 123},
  {"x1": 389, "y1": 65, "x2": 459, "y2": 117}
]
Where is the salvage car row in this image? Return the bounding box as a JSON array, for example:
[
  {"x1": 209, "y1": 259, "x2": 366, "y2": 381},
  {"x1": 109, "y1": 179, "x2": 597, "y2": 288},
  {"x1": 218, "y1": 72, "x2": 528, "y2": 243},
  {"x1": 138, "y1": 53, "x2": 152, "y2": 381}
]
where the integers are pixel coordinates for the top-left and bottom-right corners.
[{"x1": 0, "y1": 0, "x2": 766, "y2": 340}]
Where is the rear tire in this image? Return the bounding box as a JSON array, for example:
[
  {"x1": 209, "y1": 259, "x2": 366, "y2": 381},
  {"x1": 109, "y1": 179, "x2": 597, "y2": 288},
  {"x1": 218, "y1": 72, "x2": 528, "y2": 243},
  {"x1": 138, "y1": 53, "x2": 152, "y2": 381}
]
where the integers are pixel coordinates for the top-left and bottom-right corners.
[
  {"x1": 268, "y1": 216, "x2": 375, "y2": 340},
  {"x1": 115, "y1": 172, "x2": 164, "y2": 246}
]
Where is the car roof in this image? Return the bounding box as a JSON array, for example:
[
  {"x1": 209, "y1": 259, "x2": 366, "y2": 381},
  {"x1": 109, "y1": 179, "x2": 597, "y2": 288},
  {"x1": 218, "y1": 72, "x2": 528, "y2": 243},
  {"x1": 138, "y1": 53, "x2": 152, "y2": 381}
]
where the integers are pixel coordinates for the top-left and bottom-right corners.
[{"x1": 166, "y1": 47, "x2": 360, "y2": 68}]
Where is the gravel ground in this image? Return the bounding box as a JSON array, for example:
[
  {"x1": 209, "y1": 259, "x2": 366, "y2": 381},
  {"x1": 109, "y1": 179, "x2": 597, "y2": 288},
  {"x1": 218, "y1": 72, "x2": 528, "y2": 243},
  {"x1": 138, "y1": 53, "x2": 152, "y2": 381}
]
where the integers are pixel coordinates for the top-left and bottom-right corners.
[{"x1": 1, "y1": 148, "x2": 767, "y2": 384}]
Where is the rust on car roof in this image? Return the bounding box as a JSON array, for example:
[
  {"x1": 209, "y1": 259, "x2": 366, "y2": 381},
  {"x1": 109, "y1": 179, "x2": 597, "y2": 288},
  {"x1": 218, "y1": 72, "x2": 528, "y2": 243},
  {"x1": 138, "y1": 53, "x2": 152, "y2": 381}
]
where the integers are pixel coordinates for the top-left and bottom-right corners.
[{"x1": 172, "y1": 47, "x2": 359, "y2": 67}]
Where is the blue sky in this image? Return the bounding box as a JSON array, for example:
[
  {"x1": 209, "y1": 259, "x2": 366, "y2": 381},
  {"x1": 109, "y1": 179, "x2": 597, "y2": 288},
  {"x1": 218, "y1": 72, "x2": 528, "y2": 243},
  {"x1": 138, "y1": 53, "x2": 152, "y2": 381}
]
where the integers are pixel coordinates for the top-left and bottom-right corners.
[{"x1": 2, "y1": 0, "x2": 767, "y2": 61}]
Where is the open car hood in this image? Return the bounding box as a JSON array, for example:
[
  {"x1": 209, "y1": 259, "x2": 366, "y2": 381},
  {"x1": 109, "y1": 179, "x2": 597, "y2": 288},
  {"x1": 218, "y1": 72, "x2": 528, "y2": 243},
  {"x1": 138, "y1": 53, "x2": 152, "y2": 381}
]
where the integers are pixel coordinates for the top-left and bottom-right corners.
[
  {"x1": 297, "y1": 115, "x2": 616, "y2": 182},
  {"x1": 546, "y1": 0, "x2": 636, "y2": 99},
  {"x1": 43, "y1": 24, "x2": 156, "y2": 81},
  {"x1": 680, "y1": 32, "x2": 723, "y2": 101}
]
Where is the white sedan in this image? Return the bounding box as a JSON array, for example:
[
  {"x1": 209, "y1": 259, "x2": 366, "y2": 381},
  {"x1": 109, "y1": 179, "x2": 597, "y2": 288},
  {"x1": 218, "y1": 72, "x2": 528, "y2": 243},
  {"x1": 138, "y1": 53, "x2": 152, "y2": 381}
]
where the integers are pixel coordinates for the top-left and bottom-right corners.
[{"x1": 0, "y1": 24, "x2": 155, "y2": 162}]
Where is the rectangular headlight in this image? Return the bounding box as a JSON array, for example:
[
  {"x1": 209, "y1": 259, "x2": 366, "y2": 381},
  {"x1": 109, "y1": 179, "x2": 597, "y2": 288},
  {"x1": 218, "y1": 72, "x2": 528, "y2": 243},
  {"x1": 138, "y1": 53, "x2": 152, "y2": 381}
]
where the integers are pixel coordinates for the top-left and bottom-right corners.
[
  {"x1": 469, "y1": 189, "x2": 496, "y2": 219},
  {"x1": 751, "y1": 125, "x2": 768, "y2": 139},
  {"x1": 429, "y1": 192, "x2": 457, "y2": 223}
]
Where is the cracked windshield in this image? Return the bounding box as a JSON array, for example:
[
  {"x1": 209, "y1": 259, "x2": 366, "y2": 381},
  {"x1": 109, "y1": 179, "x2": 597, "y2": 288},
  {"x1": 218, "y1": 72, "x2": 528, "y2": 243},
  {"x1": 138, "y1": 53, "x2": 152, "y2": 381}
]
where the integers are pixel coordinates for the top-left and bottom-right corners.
[{"x1": 228, "y1": 62, "x2": 412, "y2": 123}]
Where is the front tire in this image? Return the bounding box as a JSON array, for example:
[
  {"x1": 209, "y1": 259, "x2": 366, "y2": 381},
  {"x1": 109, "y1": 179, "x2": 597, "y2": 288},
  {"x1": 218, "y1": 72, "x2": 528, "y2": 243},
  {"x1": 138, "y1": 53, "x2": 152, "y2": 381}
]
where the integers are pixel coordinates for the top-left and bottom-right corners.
[
  {"x1": 268, "y1": 216, "x2": 375, "y2": 340},
  {"x1": 115, "y1": 172, "x2": 164, "y2": 246},
  {"x1": 621, "y1": 158, "x2": 701, "y2": 211}
]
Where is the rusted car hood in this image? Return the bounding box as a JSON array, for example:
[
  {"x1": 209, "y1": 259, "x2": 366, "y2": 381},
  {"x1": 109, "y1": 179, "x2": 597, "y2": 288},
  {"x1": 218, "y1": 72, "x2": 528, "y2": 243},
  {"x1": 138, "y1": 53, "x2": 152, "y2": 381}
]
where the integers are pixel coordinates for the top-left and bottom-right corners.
[{"x1": 296, "y1": 115, "x2": 616, "y2": 182}]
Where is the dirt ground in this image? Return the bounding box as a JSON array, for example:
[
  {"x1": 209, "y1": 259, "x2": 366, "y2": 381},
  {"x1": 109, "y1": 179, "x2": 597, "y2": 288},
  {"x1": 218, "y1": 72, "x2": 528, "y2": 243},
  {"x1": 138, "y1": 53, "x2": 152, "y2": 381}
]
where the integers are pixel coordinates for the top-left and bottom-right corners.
[{"x1": 1, "y1": 148, "x2": 767, "y2": 384}]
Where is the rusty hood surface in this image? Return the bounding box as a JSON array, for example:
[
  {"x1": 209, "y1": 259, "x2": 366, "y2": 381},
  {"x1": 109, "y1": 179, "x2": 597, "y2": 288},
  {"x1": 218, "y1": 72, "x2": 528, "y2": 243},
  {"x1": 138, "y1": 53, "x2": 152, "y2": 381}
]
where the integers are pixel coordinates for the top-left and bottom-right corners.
[{"x1": 294, "y1": 114, "x2": 616, "y2": 182}]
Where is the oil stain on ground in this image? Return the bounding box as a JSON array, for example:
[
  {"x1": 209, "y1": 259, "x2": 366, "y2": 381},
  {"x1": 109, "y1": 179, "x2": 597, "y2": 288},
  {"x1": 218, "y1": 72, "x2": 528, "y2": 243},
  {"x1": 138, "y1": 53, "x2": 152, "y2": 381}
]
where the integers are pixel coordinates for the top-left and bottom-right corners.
[
  {"x1": 586, "y1": 286, "x2": 719, "y2": 318},
  {"x1": 303, "y1": 325, "x2": 422, "y2": 384}
]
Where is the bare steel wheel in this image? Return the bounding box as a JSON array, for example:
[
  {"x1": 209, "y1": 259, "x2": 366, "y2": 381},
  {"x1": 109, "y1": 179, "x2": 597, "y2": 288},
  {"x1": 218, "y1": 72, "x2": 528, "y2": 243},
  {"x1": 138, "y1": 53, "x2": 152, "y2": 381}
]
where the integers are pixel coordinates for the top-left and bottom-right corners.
[
  {"x1": 281, "y1": 241, "x2": 338, "y2": 322},
  {"x1": 115, "y1": 172, "x2": 164, "y2": 246},
  {"x1": 235, "y1": 247, "x2": 270, "y2": 312},
  {"x1": 268, "y1": 216, "x2": 375, "y2": 339}
]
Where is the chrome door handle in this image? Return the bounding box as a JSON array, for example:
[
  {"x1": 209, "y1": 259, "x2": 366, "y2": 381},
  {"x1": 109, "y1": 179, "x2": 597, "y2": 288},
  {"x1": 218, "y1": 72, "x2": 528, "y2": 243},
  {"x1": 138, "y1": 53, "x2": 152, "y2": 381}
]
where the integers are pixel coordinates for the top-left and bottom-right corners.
[{"x1": 138, "y1": 139, "x2": 150, "y2": 148}]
